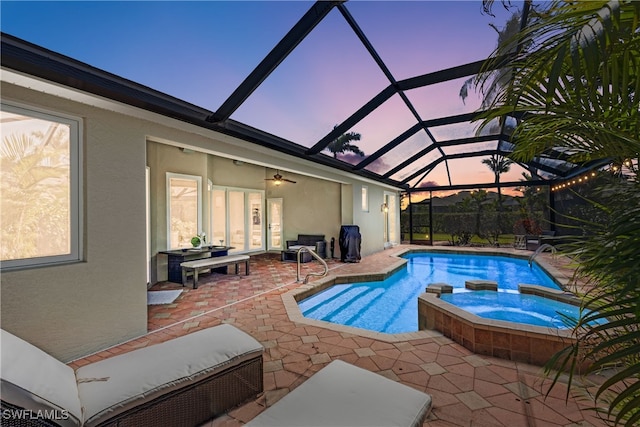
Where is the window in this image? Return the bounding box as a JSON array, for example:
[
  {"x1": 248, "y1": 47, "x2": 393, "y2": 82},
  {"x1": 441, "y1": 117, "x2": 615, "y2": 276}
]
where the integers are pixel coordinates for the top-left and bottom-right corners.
[
  {"x1": 361, "y1": 186, "x2": 369, "y2": 211},
  {"x1": 1, "y1": 103, "x2": 82, "y2": 269},
  {"x1": 167, "y1": 173, "x2": 201, "y2": 249}
]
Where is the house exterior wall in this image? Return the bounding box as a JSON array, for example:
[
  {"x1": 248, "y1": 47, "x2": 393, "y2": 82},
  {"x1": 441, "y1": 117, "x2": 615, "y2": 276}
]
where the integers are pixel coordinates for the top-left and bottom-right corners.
[
  {"x1": 264, "y1": 168, "x2": 341, "y2": 249},
  {"x1": 1, "y1": 80, "x2": 402, "y2": 361},
  {"x1": 352, "y1": 184, "x2": 388, "y2": 255},
  {"x1": 1, "y1": 82, "x2": 148, "y2": 362}
]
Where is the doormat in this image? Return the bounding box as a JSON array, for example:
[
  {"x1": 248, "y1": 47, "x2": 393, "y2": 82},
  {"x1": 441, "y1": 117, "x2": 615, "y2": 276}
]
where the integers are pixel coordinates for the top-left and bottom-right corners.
[{"x1": 147, "y1": 290, "x2": 182, "y2": 305}]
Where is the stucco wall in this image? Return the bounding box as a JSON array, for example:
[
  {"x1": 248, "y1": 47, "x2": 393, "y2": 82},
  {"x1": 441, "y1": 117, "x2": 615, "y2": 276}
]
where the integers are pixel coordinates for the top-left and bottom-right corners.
[
  {"x1": 1, "y1": 83, "x2": 148, "y2": 362},
  {"x1": 351, "y1": 183, "x2": 387, "y2": 256},
  {"x1": 264, "y1": 168, "x2": 341, "y2": 247},
  {"x1": 1, "y1": 81, "x2": 403, "y2": 361}
]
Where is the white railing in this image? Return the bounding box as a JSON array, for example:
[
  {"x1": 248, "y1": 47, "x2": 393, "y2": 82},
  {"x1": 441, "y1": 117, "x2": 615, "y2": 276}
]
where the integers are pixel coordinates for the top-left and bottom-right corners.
[
  {"x1": 528, "y1": 243, "x2": 557, "y2": 267},
  {"x1": 296, "y1": 247, "x2": 328, "y2": 284}
]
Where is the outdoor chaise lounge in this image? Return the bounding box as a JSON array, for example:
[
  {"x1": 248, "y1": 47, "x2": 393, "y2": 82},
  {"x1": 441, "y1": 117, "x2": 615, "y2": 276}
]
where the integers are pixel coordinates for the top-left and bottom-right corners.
[
  {"x1": 0, "y1": 324, "x2": 263, "y2": 427},
  {"x1": 246, "y1": 360, "x2": 432, "y2": 427}
]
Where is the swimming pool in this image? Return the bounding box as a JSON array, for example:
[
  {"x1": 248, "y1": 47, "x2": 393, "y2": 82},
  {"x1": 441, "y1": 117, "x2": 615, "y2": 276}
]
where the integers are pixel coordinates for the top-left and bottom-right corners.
[{"x1": 298, "y1": 252, "x2": 575, "y2": 333}]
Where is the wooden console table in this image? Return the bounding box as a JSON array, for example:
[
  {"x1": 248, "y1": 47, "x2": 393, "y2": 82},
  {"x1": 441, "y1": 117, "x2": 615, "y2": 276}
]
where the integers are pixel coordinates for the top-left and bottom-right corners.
[{"x1": 159, "y1": 246, "x2": 233, "y2": 283}]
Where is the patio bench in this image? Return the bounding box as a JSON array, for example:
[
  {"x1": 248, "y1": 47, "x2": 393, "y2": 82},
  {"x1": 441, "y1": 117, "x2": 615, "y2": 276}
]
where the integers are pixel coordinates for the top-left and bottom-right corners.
[
  {"x1": 1, "y1": 324, "x2": 264, "y2": 427},
  {"x1": 181, "y1": 254, "x2": 250, "y2": 289},
  {"x1": 246, "y1": 360, "x2": 432, "y2": 427}
]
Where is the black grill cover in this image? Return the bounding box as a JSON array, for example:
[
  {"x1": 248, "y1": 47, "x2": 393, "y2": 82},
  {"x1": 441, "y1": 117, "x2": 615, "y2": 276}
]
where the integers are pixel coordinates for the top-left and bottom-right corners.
[{"x1": 339, "y1": 225, "x2": 361, "y2": 263}]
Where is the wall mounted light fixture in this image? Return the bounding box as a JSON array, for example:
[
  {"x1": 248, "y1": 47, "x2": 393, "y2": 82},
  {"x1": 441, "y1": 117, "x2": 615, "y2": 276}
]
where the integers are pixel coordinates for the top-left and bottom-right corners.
[{"x1": 381, "y1": 203, "x2": 389, "y2": 213}]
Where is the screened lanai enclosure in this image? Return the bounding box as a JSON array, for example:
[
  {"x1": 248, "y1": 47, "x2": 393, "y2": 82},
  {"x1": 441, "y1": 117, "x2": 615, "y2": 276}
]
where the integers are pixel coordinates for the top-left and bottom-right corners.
[{"x1": 2, "y1": 1, "x2": 635, "y2": 247}]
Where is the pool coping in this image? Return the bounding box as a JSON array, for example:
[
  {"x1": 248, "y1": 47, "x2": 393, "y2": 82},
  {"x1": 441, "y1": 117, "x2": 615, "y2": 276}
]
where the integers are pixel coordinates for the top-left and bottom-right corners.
[{"x1": 282, "y1": 246, "x2": 576, "y2": 343}]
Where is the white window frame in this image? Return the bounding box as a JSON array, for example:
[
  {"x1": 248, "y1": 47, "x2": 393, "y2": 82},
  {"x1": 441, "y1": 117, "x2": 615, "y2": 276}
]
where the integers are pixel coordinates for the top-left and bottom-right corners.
[
  {"x1": 361, "y1": 185, "x2": 369, "y2": 212},
  {"x1": 0, "y1": 102, "x2": 83, "y2": 270},
  {"x1": 166, "y1": 172, "x2": 202, "y2": 249}
]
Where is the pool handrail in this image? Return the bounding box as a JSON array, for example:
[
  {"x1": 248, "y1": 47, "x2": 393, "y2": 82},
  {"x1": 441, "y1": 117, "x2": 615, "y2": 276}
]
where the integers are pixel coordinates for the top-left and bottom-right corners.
[
  {"x1": 528, "y1": 243, "x2": 557, "y2": 267},
  {"x1": 296, "y1": 247, "x2": 328, "y2": 284}
]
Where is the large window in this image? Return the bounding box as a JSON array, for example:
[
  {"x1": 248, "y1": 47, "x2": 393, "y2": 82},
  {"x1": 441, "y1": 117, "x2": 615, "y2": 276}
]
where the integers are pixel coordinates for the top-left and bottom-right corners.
[
  {"x1": 1, "y1": 103, "x2": 82, "y2": 269},
  {"x1": 167, "y1": 173, "x2": 201, "y2": 249},
  {"x1": 210, "y1": 186, "x2": 264, "y2": 253}
]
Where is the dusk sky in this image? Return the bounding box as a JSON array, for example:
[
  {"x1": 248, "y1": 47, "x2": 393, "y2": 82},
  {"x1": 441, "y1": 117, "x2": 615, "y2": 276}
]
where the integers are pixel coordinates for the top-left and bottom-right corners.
[{"x1": 1, "y1": 1, "x2": 532, "y2": 193}]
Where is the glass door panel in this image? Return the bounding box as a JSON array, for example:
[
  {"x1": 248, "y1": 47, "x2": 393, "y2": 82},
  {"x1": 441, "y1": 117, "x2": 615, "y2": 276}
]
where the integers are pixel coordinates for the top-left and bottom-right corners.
[
  {"x1": 267, "y1": 198, "x2": 283, "y2": 250},
  {"x1": 248, "y1": 192, "x2": 263, "y2": 250},
  {"x1": 211, "y1": 189, "x2": 226, "y2": 246},
  {"x1": 229, "y1": 191, "x2": 245, "y2": 251},
  {"x1": 387, "y1": 193, "x2": 398, "y2": 244}
]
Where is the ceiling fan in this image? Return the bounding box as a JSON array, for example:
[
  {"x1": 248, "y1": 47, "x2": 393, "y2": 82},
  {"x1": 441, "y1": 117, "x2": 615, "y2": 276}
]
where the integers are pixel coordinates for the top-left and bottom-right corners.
[{"x1": 265, "y1": 170, "x2": 296, "y2": 185}]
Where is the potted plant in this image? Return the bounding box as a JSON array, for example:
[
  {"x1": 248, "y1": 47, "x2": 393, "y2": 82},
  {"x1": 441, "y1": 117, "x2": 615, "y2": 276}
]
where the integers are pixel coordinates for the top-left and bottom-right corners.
[{"x1": 191, "y1": 232, "x2": 206, "y2": 248}]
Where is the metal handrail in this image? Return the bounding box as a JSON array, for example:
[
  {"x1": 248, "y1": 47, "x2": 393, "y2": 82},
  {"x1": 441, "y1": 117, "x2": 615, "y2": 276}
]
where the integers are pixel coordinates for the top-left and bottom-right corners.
[
  {"x1": 296, "y1": 247, "x2": 329, "y2": 284},
  {"x1": 528, "y1": 243, "x2": 557, "y2": 267}
]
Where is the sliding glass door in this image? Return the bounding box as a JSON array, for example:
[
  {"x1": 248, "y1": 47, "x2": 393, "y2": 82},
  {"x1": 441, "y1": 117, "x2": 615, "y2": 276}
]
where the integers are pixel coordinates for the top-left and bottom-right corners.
[{"x1": 210, "y1": 186, "x2": 264, "y2": 253}]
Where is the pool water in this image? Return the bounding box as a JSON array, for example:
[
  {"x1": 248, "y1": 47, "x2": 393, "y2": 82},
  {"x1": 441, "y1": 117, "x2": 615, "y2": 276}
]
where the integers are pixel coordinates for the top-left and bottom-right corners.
[
  {"x1": 439, "y1": 291, "x2": 577, "y2": 329},
  {"x1": 298, "y1": 252, "x2": 578, "y2": 333}
]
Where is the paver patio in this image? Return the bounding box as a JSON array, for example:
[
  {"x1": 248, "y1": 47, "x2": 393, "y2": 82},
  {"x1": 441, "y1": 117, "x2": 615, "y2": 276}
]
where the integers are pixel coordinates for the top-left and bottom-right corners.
[{"x1": 69, "y1": 246, "x2": 608, "y2": 426}]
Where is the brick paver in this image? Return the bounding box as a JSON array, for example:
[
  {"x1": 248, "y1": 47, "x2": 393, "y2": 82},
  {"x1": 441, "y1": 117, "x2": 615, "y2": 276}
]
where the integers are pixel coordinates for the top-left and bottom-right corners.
[{"x1": 68, "y1": 246, "x2": 608, "y2": 426}]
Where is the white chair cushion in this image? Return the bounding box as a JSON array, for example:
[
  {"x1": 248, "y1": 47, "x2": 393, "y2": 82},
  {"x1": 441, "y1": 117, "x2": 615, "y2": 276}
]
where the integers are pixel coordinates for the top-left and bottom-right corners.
[
  {"x1": 0, "y1": 329, "x2": 83, "y2": 427},
  {"x1": 288, "y1": 245, "x2": 315, "y2": 251},
  {"x1": 76, "y1": 324, "x2": 263, "y2": 427},
  {"x1": 246, "y1": 360, "x2": 432, "y2": 427}
]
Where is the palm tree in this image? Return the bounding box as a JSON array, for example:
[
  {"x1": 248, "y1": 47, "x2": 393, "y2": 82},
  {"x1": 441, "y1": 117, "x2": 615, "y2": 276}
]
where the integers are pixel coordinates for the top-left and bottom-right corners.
[
  {"x1": 459, "y1": 11, "x2": 525, "y2": 107},
  {"x1": 326, "y1": 125, "x2": 364, "y2": 159},
  {"x1": 482, "y1": 154, "x2": 512, "y2": 195},
  {"x1": 482, "y1": 154, "x2": 512, "y2": 239},
  {"x1": 477, "y1": 1, "x2": 639, "y2": 425}
]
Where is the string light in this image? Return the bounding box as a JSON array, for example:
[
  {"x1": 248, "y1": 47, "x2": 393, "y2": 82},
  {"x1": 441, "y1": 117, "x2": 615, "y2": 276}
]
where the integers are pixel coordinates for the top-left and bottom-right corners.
[
  {"x1": 551, "y1": 171, "x2": 599, "y2": 192},
  {"x1": 550, "y1": 159, "x2": 637, "y2": 192}
]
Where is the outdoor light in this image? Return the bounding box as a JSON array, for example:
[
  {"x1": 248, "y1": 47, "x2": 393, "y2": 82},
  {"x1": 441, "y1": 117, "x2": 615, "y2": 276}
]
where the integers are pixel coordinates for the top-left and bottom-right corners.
[
  {"x1": 381, "y1": 203, "x2": 389, "y2": 213},
  {"x1": 274, "y1": 178, "x2": 282, "y2": 186}
]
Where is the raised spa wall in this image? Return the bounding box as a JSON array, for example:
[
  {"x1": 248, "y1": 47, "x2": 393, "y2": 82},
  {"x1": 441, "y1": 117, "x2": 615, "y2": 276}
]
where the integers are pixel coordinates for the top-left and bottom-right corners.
[{"x1": 418, "y1": 284, "x2": 582, "y2": 367}]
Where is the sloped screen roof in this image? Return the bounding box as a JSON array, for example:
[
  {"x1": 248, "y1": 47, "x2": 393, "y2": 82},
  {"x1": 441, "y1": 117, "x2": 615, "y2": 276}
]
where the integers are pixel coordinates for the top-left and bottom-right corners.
[{"x1": 0, "y1": 1, "x2": 598, "y2": 191}]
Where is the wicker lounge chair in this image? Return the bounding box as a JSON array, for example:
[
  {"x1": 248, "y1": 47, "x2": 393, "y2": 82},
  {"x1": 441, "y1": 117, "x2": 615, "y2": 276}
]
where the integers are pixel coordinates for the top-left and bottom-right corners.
[{"x1": 1, "y1": 325, "x2": 263, "y2": 427}]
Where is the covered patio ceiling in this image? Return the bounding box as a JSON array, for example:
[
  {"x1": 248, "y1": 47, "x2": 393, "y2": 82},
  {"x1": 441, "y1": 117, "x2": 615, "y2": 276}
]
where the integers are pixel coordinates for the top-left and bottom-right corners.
[{"x1": 1, "y1": 1, "x2": 605, "y2": 192}]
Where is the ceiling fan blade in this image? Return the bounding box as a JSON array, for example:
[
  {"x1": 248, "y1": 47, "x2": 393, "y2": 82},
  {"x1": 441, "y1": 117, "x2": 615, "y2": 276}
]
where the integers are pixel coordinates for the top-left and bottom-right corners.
[{"x1": 283, "y1": 179, "x2": 296, "y2": 183}]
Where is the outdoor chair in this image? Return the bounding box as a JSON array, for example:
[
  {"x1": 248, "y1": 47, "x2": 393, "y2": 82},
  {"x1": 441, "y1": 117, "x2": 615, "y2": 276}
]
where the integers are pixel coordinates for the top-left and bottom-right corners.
[
  {"x1": 246, "y1": 360, "x2": 432, "y2": 427},
  {"x1": 282, "y1": 234, "x2": 327, "y2": 262},
  {"x1": 1, "y1": 325, "x2": 263, "y2": 427},
  {"x1": 526, "y1": 230, "x2": 556, "y2": 251}
]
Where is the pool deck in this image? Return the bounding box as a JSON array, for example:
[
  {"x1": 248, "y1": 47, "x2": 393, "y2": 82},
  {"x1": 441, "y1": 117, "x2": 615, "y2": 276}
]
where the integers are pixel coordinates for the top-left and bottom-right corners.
[{"x1": 69, "y1": 245, "x2": 608, "y2": 426}]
